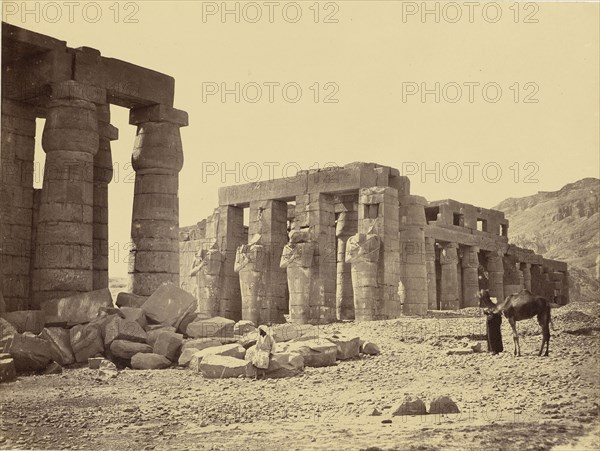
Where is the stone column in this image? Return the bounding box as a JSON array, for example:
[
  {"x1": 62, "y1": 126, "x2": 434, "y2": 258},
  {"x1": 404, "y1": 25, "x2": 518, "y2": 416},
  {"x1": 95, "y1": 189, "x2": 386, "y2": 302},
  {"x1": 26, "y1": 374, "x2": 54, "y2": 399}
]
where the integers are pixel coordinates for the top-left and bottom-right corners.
[
  {"x1": 486, "y1": 251, "x2": 504, "y2": 302},
  {"x1": 248, "y1": 200, "x2": 288, "y2": 323},
  {"x1": 1, "y1": 99, "x2": 36, "y2": 310},
  {"x1": 425, "y1": 237, "x2": 437, "y2": 310},
  {"x1": 128, "y1": 105, "x2": 188, "y2": 296},
  {"x1": 92, "y1": 104, "x2": 118, "y2": 290},
  {"x1": 358, "y1": 187, "x2": 400, "y2": 319},
  {"x1": 34, "y1": 81, "x2": 101, "y2": 304},
  {"x1": 398, "y1": 195, "x2": 428, "y2": 315},
  {"x1": 346, "y1": 233, "x2": 381, "y2": 321},
  {"x1": 295, "y1": 193, "x2": 336, "y2": 323},
  {"x1": 530, "y1": 264, "x2": 543, "y2": 295},
  {"x1": 235, "y1": 240, "x2": 265, "y2": 325},
  {"x1": 216, "y1": 206, "x2": 245, "y2": 320},
  {"x1": 193, "y1": 246, "x2": 223, "y2": 317},
  {"x1": 461, "y1": 246, "x2": 480, "y2": 307},
  {"x1": 521, "y1": 263, "x2": 531, "y2": 291},
  {"x1": 281, "y1": 234, "x2": 315, "y2": 324},
  {"x1": 439, "y1": 242, "x2": 459, "y2": 310},
  {"x1": 336, "y1": 209, "x2": 357, "y2": 320}
]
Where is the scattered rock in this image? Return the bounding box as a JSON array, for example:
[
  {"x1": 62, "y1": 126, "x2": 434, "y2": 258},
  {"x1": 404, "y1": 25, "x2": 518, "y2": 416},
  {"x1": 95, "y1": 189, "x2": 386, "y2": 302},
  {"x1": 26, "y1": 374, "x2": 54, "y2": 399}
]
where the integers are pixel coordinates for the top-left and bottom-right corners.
[
  {"x1": 41, "y1": 289, "x2": 113, "y2": 326},
  {"x1": 8, "y1": 333, "x2": 52, "y2": 371},
  {"x1": 97, "y1": 360, "x2": 118, "y2": 379},
  {"x1": 446, "y1": 348, "x2": 474, "y2": 355},
  {"x1": 265, "y1": 351, "x2": 304, "y2": 378},
  {"x1": 177, "y1": 312, "x2": 204, "y2": 335},
  {"x1": 141, "y1": 283, "x2": 196, "y2": 330},
  {"x1": 0, "y1": 355, "x2": 16, "y2": 383},
  {"x1": 198, "y1": 355, "x2": 250, "y2": 379},
  {"x1": 110, "y1": 340, "x2": 153, "y2": 360},
  {"x1": 281, "y1": 339, "x2": 337, "y2": 367},
  {"x1": 41, "y1": 327, "x2": 75, "y2": 366},
  {"x1": 116, "y1": 292, "x2": 147, "y2": 308},
  {"x1": 0, "y1": 317, "x2": 17, "y2": 349},
  {"x1": 327, "y1": 335, "x2": 360, "y2": 360},
  {"x1": 233, "y1": 320, "x2": 256, "y2": 336},
  {"x1": 147, "y1": 326, "x2": 177, "y2": 347},
  {"x1": 69, "y1": 323, "x2": 104, "y2": 363},
  {"x1": 153, "y1": 331, "x2": 183, "y2": 361},
  {"x1": 392, "y1": 395, "x2": 427, "y2": 416},
  {"x1": 119, "y1": 307, "x2": 148, "y2": 328},
  {"x1": 178, "y1": 339, "x2": 222, "y2": 366},
  {"x1": 186, "y1": 316, "x2": 235, "y2": 340},
  {"x1": 43, "y1": 361, "x2": 63, "y2": 375},
  {"x1": 189, "y1": 344, "x2": 246, "y2": 372},
  {"x1": 366, "y1": 407, "x2": 382, "y2": 416},
  {"x1": 360, "y1": 341, "x2": 380, "y2": 356},
  {"x1": 271, "y1": 323, "x2": 319, "y2": 343},
  {"x1": 428, "y1": 396, "x2": 460, "y2": 415},
  {"x1": 1, "y1": 310, "x2": 45, "y2": 334},
  {"x1": 131, "y1": 353, "x2": 171, "y2": 370},
  {"x1": 88, "y1": 357, "x2": 104, "y2": 369},
  {"x1": 470, "y1": 342, "x2": 483, "y2": 353}
]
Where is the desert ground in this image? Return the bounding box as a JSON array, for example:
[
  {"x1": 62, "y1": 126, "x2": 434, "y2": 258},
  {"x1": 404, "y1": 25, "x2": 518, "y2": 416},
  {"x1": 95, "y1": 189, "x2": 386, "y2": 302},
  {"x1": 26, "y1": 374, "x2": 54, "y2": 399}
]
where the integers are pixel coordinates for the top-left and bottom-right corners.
[{"x1": 1, "y1": 301, "x2": 598, "y2": 451}]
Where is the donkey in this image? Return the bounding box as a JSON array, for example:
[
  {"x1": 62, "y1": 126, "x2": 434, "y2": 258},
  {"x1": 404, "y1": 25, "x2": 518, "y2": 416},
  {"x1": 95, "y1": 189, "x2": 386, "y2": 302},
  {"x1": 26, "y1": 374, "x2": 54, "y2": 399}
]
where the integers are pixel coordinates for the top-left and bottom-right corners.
[{"x1": 478, "y1": 289, "x2": 551, "y2": 357}]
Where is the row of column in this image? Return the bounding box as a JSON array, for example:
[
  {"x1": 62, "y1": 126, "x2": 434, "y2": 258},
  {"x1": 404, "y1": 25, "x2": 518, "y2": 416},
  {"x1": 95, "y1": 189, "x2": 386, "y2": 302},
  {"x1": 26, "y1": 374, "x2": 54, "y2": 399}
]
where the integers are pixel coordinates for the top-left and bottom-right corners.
[{"x1": 31, "y1": 80, "x2": 187, "y2": 303}]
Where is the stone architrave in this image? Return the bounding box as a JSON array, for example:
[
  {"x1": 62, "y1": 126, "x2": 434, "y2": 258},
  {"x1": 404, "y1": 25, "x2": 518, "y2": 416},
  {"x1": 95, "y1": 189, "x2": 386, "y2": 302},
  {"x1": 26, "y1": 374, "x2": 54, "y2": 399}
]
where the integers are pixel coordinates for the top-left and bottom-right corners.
[{"x1": 345, "y1": 233, "x2": 381, "y2": 321}]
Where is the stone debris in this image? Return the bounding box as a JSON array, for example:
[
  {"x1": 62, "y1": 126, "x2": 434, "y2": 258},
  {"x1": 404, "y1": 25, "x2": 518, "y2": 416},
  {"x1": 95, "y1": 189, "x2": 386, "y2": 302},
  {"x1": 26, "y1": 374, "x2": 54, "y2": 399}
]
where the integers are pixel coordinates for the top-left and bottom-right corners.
[
  {"x1": 178, "y1": 339, "x2": 222, "y2": 367},
  {"x1": 198, "y1": 354, "x2": 250, "y2": 379},
  {"x1": 189, "y1": 343, "x2": 246, "y2": 372},
  {"x1": 131, "y1": 353, "x2": 171, "y2": 370},
  {"x1": 110, "y1": 340, "x2": 153, "y2": 360},
  {"x1": 119, "y1": 307, "x2": 148, "y2": 328},
  {"x1": 88, "y1": 357, "x2": 104, "y2": 369},
  {"x1": 8, "y1": 333, "x2": 52, "y2": 371},
  {"x1": 43, "y1": 361, "x2": 63, "y2": 375},
  {"x1": 0, "y1": 353, "x2": 16, "y2": 383},
  {"x1": 326, "y1": 335, "x2": 360, "y2": 360},
  {"x1": 153, "y1": 331, "x2": 183, "y2": 361},
  {"x1": 265, "y1": 351, "x2": 304, "y2": 378},
  {"x1": 186, "y1": 316, "x2": 235, "y2": 339},
  {"x1": 115, "y1": 319, "x2": 148, "y2": 344},
  {"x1": 428, "y1": 395, "x2": 460, "y2": 415},
  {"x1": 40, "y1": 327, "x2": 75, "y2": 366},
  {"x1": 271, "y1": 323, "x2": 319, "y2": 343},
  {"x1": 0, "y1": 317, "x2": 17, "y2": 350},
  {"x1": 1, "y1": 310, "x2": 45, "y2": 334},
  {"x1": 359, "y1": 341, "x2": 380, "y2": 355},
  {"x1": 146, "y1": 326, "x2": 177, "y2": 347},
  {"x1": 97, "y1": 359, "x2": 118, "y2": 380},
  {"x1": 116, "y1": 292, "x2": 147, "y2": 308},
  {"x1": 281, "y1": 339, "x2": 338, "y2": 367},
  {"x1": 141, "y1": 283, "x2": 196, "y2": 330},
  {"x1": 69, "y1": 323, "x2": 104, "y2": 363},
  {"x1": 392, "y1": 395, "x2": 427, "y2": 416},
  {"x1": 233, "y1": 320, "x2": 257, "y2": 336},
  {"x1": 41, "y1": 289, "x2": 113, "y2": 326}
]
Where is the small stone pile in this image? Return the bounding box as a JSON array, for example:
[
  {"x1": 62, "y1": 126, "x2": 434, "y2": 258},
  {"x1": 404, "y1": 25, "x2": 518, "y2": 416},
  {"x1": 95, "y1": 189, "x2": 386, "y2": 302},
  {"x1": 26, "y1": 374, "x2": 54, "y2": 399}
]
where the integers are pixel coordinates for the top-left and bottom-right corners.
[{"x1": 0, "y1": 284, "x2": 380, "y2": 382}]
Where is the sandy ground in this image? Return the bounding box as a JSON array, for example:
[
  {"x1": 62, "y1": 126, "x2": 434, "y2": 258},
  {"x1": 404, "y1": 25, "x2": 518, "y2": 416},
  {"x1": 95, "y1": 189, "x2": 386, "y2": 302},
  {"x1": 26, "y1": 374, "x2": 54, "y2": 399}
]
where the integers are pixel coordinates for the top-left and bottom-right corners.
[{"x1": 1, "y1": 302, "x2": 599, "y2": 451}]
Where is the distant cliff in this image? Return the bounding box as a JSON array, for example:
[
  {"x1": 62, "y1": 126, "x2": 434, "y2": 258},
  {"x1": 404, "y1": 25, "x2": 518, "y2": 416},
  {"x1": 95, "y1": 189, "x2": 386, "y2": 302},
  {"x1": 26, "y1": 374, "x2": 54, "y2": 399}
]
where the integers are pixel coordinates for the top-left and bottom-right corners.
[{"x1": 494, "y1": 178, "x2": 599, "y2": 301}]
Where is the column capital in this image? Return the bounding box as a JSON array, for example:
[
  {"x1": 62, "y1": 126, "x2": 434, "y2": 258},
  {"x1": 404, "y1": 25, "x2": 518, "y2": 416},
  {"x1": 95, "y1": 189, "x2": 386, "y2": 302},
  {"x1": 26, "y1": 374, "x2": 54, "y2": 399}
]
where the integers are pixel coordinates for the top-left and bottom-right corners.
[
  {"x1": 129, "y1": 104, "x2": 188, "y2": 127},
  {"x1": 50, "y1": 81, "x2": 106, "y2": 104}
]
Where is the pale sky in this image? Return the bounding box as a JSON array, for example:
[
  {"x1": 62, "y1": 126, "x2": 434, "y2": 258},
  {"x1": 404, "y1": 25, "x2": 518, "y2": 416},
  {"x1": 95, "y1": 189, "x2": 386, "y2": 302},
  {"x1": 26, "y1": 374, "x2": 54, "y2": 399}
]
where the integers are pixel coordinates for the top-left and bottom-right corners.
[{"x1": 4, "y1": 1, "x2": 599, "y2": 277}]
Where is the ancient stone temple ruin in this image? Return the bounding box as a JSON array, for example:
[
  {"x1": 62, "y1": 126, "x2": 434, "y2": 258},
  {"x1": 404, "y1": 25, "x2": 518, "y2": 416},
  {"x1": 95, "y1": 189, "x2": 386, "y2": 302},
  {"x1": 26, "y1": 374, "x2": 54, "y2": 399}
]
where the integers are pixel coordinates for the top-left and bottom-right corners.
[
  {"x1": 180, "y1": 162, "x2": 569, "y2": 324},
  {"x1": 0, "y1": 23, "x2": 188, "y2": 312}
]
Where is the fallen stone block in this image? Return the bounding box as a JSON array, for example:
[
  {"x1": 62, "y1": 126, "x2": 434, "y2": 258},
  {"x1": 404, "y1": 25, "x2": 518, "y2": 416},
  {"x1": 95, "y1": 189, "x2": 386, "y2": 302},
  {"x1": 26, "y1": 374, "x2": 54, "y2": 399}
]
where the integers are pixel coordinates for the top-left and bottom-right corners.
[
  {"x1": 117, "y1": 319, "x2": 147, "y2": 343},
  {"x1": 233, "y1": 320, "x2": 257, "y2": 336},
  {"x1": 43, "y1": 361, "x2": 63, "y2": 375},
  {"x1": 272, "y1": 323, "x2": 319, "y2": 343},
  {"x1": 178, "y1": 312, "x2": 206, "y2": 335},
  {"x1": 153, "y1": 331, "x2": 183, "y2": 361},
  {"x1": 189, "y1": 343, "x2": 246, "y2": 372},
  {"x1": 131, "y1": 353, "x2": 171, "y2": 370},
  {"x1": 327, "y1": 335, "x2": 360, "y2": 360},
  {"x1": 110, "y1": 340, "x2": 152, "y2": 360},
  {"x1": 97, "y1": 307, "x2": 126, "y2": 319},
  {"x1": 116, "y1": 292, "x2": 147, "y2": 308},
  {"x1": 119, "y1": 307, "x2": 147, "y2": 328},
  {"x1": 1, "y1": 310, "x2": 45, "y2": 334},
  {"x1": 186, "y1": 316, "x2": 235, "y2": 339},
  {"x1": 178, "y1": 339, "x2": 222, "y2": 366},
  {"x1": 281, "y1": 339, "x2": 337, "y2": 367},
  {"x1": 359, "y1": 341, "x2": 380, "y2": 356},
  {"x1": 0, "y1": 355, "x2": 16, "y2": 383},
  {"x1": 446, "y1": 348, "x2": 474, "y2": 356},
  {"x1": 41, "y1": 327, "x2": 75, "y2": 366},
  {"x1": 263, "y1": 351, "x2": 304, "y2": 378},
  {"x1": 97, "y1": 359, "x2": 118, "y2": 379},
  {"x1": 199, "y1": 355, "x2": 250, "y2": 379},
  {"x1": 141, "y1": 283, "x2": 196, "y2": 329},
  {"x1": 70, "y1": 323, "x2": 104, "y2": 363},
  {"x1": 88, "y1": 357, "x2": 104, "y2": 369},
  {"x1": 392, "y1": 395, "x2": 427, "y2": 416},
  {"x1": 147, "y1": 326, "x2": 177, "y2": 347},
  {"x1": 428, "y1": 396, "x2": 460, "y2": 415},
  {"x1": 7, "y1": 333, "x2": 52, "y2": 371},
  {"x1": 0, "y1": 317, "x2": 18, "y2": 349},
  {"x1": 41, "y1": 288, "x2": 113, "y2": 326},
  {"x1": 236, "y1": 334, "x2": 257, "y2": 349}
]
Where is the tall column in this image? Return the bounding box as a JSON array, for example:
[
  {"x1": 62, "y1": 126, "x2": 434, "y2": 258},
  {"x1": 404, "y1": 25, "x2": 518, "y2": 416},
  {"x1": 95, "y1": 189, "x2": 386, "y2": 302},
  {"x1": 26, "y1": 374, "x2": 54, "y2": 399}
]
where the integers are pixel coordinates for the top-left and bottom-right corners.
[
  {"x1": 358, "y1": 187, "x2": 400, "y2": 319},
  {"x1": 461, "y1": 246, "x2": 480, "y2": 307},
  {"x1": 216, "y1": 206, "x2": 245, "y2": 320},
  {"x1": 521, "y1": 263, "x2": 531, "y2": 291},
  {"x1": 398, "y1": 195, "x2": 428, "y2": 315},
  {"x1": 425, "y1": 237, "x2": 437, "y2": 310},
  {"x1": 281, "y1": 233, "x2": 315, "y2": 324},
  {"x1": 128, "y1": 105, "x2": 188, "y2": 296},
  {"x1": 336, "y1": 209, "x2": 357, "y2": 320},
  {"x1": 248, "y1": 199, "x2": 288, "y2": 324},
  {"x1": 295, "y1": 193, "x2": 336, "y2": 323},
  {"x1": 486, "y1": 250, "x2": 504, "y2": 302},
  {"x1": 530, "y1": 264, "x2": 543, "y2": 295},
  {"x1": 439, "y1": 243, "x2": 459, "y2": 309},
  {"x1": 34, "y1": 81, "x2": 101, "y2": 304},
  {"x1": 93, "y1": 104, "x2": 118, "y2": 290}
]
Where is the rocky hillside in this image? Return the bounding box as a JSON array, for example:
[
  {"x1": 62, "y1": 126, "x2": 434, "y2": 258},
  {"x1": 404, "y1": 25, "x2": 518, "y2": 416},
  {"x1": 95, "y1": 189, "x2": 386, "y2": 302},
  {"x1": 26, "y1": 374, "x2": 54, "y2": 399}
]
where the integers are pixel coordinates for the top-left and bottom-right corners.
[{"x1": 494, "y1": 178, "x2": 599, "y2": 301}]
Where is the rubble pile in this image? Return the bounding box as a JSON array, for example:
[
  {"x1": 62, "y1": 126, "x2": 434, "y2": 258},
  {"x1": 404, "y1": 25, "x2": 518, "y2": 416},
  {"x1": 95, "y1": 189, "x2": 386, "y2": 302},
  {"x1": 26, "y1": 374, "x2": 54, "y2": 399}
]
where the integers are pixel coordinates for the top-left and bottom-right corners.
[{"x1": 0, "y1": 283, "x2": 379, "y2": 383}]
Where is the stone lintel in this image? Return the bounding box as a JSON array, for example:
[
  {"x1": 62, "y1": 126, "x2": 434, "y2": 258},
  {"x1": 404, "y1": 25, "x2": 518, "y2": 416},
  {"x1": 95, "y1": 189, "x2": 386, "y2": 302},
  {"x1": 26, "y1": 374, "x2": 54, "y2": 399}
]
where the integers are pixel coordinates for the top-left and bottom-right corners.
[
  {"x1": 50, "y1": 81, "x2": 107, "y2": 104},
  {"x1": 425, "y1": 224, "x2": 509, "y2": 252},
  {"x1": 129, "y1": 104, "x2": 188, "y2": 126}
]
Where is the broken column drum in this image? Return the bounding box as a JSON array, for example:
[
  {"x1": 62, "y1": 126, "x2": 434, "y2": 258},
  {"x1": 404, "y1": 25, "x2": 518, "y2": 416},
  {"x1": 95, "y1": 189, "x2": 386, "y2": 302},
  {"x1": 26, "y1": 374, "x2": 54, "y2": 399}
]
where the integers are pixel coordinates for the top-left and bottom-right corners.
[
  {"x1": 280, "y1": 238, "x2": 316, "y2": 324},
  {"x1": 235, "y1": 241, "x2": 266, "y2": 325},
  {"x1": 191, "y1": 246, "x2": 224, "y2": 317},
  {"x1": 345, "y1": 233, "x2": 381, "y2": 321}
]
